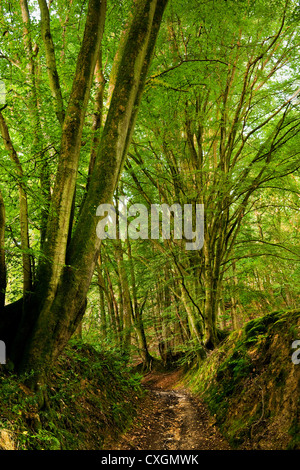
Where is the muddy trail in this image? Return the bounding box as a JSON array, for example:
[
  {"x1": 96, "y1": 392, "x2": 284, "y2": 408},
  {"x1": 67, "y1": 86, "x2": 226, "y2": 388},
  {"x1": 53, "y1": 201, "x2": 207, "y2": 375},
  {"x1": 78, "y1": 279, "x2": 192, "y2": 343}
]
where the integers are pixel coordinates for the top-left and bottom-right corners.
[{"x1": 105, "y1": 370, "x2": 231, "y2": 451}]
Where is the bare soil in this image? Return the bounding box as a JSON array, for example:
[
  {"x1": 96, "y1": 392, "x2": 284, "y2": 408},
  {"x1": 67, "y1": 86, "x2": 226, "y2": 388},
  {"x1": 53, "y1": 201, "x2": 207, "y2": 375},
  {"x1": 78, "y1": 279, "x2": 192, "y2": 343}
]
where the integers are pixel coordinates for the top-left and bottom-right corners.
[{"x1": 105, "y1": 370, "x2": 232, "y2": 451}]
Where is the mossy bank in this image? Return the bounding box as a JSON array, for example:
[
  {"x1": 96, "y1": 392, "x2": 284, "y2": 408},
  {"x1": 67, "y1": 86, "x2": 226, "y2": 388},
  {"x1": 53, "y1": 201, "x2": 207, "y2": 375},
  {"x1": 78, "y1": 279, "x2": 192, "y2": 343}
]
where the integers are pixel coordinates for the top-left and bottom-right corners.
[
  {"x1": 185, "y1": 309, "x2": 300, "y2": 450},
  {"x1": 0, "y1": 341, "x2": 143, "y2": 450}
]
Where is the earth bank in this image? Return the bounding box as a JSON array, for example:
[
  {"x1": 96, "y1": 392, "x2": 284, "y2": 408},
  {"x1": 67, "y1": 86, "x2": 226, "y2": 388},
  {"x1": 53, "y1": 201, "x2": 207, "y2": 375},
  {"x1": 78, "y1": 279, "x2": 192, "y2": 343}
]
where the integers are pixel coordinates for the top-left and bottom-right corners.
[
  {"x1": 185, "y1": 309, "x2": 300, "y2": 450},
  {"x1": 0, "y1": 309, "x2": 298, "y2": 451}
]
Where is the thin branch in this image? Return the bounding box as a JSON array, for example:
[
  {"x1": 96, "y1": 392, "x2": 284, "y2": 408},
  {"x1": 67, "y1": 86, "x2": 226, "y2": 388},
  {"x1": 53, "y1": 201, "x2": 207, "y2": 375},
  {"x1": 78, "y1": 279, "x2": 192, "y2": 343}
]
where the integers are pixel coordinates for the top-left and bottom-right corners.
[{"x1": 146, "y1": 58, "x2": 229, "y2": 83}]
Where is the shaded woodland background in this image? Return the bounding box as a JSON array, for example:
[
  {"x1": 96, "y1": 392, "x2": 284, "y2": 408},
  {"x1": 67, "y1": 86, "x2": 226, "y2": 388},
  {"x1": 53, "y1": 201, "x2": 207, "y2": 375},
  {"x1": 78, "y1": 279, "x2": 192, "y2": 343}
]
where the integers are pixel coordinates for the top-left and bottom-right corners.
[
  {"x1": 0, "y1": 0, "x2": 299, "y2": 381},
  {"x1": 0, "y1": 0, "x2": 299, "y2": 452}
]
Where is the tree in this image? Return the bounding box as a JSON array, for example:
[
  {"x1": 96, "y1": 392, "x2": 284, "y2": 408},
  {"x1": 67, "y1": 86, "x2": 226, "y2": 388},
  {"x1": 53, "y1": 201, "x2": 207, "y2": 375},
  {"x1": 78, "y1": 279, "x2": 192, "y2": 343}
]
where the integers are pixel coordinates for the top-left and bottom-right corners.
[
  {"x1": 0, "y1": 0, "x2": 168, "y2": 390},
  {"x1": 122, "y1": 0, "x2": 300, "y2": 351},
  {"x1": 1, "y1": 0, "x2": 300, "y2": 383}
]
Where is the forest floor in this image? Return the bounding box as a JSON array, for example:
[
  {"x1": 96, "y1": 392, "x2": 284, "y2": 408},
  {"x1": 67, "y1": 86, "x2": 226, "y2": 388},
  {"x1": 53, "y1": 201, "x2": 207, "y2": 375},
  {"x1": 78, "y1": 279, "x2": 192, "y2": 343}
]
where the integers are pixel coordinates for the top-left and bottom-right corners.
[{"x1": 104, "y1": 369, "x2": 231, "y2": 451}]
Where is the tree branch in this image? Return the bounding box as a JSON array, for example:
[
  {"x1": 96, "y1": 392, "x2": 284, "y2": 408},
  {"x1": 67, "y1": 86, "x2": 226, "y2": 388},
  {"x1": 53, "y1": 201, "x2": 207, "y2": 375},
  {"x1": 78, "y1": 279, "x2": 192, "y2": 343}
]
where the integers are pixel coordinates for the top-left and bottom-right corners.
[{"x1": 38, "y1": 0, "x2": 65, "y2": 125}]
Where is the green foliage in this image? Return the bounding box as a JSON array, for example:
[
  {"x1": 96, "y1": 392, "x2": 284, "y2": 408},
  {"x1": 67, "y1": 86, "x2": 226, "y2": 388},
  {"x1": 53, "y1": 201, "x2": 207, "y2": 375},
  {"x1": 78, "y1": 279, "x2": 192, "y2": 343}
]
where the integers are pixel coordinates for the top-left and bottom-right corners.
[
  {"x1": 0, "y1": 340, "x2": 143, "y2": 450},
  {"x1": 0, "y1": 0, "x2": 299, "y2": 450}
]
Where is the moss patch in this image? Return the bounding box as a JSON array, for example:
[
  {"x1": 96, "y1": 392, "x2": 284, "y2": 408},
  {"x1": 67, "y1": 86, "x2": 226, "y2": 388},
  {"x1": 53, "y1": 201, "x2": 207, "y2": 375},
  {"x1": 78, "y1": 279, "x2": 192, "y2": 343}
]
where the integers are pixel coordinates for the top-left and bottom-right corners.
[{"x1": 185, "y1": 309, "x2": 300, "y2": 450}]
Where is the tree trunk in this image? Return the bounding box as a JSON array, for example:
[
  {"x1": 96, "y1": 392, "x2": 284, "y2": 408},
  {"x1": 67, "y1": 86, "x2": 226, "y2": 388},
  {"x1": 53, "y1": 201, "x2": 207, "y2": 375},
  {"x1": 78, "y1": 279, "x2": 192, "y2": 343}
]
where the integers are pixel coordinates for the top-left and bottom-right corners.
[
  {"x1": 230, "y1": 261, "x2": 239, "y2": 330},
  {"x1": 0, "y1": 189, "x2": 6, "y2": 311},
  {"x1": 203, "y1": 239, "x2": 221, "y2": 349},
  {"x1": 127, "y1": 239, "x2": 152, "y2": 369},
  {"x1": 105, "y1": 265, "x2": 122, "y2": 346},
  {"x1": 134, "y1": 306, "x2": 152, "y2": 371},
  {"x1": 0, "y1": 112, "x2": 32, "y2": 294},
  {"x1": 96, "y1": 259, "x2": 107, "y2": 338},
  {"x1": 114, "y1": 239, "x2": 132, "y2": 354}
]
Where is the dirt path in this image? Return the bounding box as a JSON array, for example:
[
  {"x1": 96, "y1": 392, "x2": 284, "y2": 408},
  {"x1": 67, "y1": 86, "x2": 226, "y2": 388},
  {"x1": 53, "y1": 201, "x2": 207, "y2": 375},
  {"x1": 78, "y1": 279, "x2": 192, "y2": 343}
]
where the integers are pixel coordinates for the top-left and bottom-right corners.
[{"x1": 105, "y1": 370, "x2": 231, "y2": 451}]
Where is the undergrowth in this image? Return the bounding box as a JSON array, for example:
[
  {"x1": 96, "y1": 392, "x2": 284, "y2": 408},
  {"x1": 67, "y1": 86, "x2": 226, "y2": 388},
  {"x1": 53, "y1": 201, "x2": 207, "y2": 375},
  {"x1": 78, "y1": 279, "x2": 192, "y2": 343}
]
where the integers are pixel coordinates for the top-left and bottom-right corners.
[
  {"x1": 0, "y1": 339, "x2": 144, "y2": 450},
  {"x1": 185, "y1": 309, "x2": 300, "y2": 449}
]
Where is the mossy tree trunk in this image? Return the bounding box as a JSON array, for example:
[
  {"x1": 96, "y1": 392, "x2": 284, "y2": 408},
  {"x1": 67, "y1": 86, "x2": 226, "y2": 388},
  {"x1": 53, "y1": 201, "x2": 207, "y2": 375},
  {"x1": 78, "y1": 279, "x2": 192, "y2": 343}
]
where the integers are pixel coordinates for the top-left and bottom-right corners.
[{"x1": 126, "y1": 238, "x2": 153, "y2": 370}]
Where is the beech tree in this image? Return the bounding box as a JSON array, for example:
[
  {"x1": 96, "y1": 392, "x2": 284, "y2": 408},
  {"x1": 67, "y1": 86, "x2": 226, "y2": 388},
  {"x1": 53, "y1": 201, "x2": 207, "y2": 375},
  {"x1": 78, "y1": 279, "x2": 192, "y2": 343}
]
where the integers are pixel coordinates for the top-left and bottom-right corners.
[
  {"x1": 120, "y1": 0, "x2": 300, "y2": 351},
  {"x1": 0, "y1": 0, "x2": 168, "y2": 389}
]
